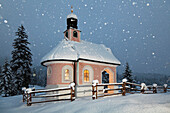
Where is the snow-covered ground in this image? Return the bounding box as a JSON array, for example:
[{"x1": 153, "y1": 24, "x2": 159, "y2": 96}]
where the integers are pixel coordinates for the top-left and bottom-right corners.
[{"x1": 0, "y1": 92, "x2": 170, "y2": 113}]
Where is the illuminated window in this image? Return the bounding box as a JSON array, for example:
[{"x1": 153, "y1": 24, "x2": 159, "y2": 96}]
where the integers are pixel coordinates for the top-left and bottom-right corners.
[
  {"x1": 73, "y1": 31, "x2": 77, "y2": 38},
  {"x1": 84, "y1": 69, "x2": 89, "y2": 82},
  {"x1": 47, "y1": 66, "x2": 52, "y2": 77},
  {"x1": 65, "y1": 69, "x2": 70, "y2": 80},
  {"x1": 62, "y1": 65, "x2": 73, "y2": 83}
]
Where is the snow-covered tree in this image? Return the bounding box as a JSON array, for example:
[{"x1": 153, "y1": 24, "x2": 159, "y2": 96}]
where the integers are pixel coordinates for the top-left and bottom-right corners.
[
  {"x1": 1, "y1": 59, "x2": 12, "y2": 97},
  {"x1": 11, "y1": 25, "x2": 32, "y2": 94},
  {"x1": 122, "y1": 62, "x2": 133, "y2": 82}
]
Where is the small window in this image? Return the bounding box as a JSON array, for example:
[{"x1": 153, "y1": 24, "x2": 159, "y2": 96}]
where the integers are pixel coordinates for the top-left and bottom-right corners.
[
  {"x1": 47, "y1": 66, "x2": 52, "y2": 77},
  {"x1": 84, "y1": 69, "x2": 89, "y2": 82},
  {"x1": 65, "y1": 69, "x2": 70, "y2": 80},
  {"x1": 73, "y1": 31, "x2": 77, "y2": 38},
  {"x1": 65, "y1": 31, "x2": 68, "y2": 38}
]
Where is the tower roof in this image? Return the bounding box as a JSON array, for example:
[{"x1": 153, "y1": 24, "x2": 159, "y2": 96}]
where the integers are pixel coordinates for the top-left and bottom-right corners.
[{"x1": 67, "y1": 13, "x2": 78, "y2": 19}]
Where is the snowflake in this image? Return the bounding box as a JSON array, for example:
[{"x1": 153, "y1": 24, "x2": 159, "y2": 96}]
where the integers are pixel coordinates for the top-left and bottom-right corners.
[
  {"x1": 4, "y1": 19, "x2": 8, "y2": 23},
  {"x1": 104, "y1": 22, "x2": 107, "y2": 25},
  {"x1": 85, "y1": 4, "x2": 87, "y2": 7},
  {"x1": 147, "y1": 3, "x2": 150, "y2": 6},
  {"x1": 132, "y1": 2, "x2": 137, "y2": 6},
  {"x1": 152, "y1": 52, "x2": 155, "y2": 55},
  {"x1": 42, "y1": 13, "x2": 44, "y2": 16},
  {"x1": 84, "y1": 22, "x2": 86, "y2": 24}
]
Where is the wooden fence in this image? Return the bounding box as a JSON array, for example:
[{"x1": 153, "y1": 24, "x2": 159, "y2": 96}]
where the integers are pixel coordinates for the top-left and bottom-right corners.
[
  {"x1": 92, "y1": 80, "x2": 169, "y2": 100},
  {"x1": 22, "y1": 83, "x2": 75, "y2": 106},
  {"x1": 22, "y1": 81, "x2": 169, "y2": 105}
]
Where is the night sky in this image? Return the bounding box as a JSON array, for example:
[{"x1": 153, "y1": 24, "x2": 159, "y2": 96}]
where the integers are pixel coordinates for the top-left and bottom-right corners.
[{"x1": 0, "y1": 0, "x2": 170, "y2": 75}]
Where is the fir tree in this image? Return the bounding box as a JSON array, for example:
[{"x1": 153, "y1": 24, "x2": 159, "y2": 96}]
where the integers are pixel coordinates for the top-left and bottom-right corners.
[
  {"x1": 122, "y1": 62, "x2": 133, "y2": 82},
  {"x1": 1, "y1": 59, "x2": 12, "y2": 97},
  {"x1": 11, "y1": 25, "x2": 32, "y2": 94}
]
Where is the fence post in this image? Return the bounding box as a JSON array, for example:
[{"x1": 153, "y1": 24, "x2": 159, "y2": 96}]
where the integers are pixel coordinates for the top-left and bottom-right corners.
[
  {"x1": 153, "y1": 84, "x2": 157, "y2": 93},
  {"x1": 26, "y1": 92, "x2": 29, "y2": 106},
  {"x1": 32, "y1": 88, "x2": 35, "y2": 96},
  {"x1": 122, "y1": 82, "x2": 126, "y2": 96},
  {"x1": 122, "y1": 79, "x2": 127, "y2": 96},
  {"x1": 96, "y1": 83, "x2": 98, "y2": 99},
  {"x1": 141, "y1": 83, "x2": 146, "y2": 94},
  {"x1": 141, "y1": 87, "x2": 145, "y2": 94},
  {"x1": 163, "y1": 84, "x2": 167, "y2": 93},
  {"x1": 71, "y1": 87, "x2": 73, "y2": 101},
  {"x1": 92, "y1": 85, "x2": 95, "y2": 100},
  {"x1": 92, "y1": 80, "x2": 99, "y2": 100},
  {"x1": 70, "y1": 82, "x2": 75, "y2": 102},
  {"x1": 29, "y1": 93, "x2": 32, "y2": 106}
]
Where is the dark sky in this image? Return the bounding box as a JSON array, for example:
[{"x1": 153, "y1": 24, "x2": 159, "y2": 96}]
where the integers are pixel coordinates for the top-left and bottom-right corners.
[{"x1": 0, "y1": 0, "x2": 170, "y2": 75}]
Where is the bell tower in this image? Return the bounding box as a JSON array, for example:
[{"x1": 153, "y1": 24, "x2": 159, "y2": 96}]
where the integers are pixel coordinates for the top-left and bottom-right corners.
[{"x1": 64, "y1": 7, "x2": 81, "y2": 42}]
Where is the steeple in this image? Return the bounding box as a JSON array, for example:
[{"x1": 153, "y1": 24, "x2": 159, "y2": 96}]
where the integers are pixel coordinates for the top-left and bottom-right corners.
[
  {"x1": 64, "y1": 7, "x2": 81, "y2": 42},
  {"x1": 67, "y1": 6, "x2": 78, "y2": 29}
]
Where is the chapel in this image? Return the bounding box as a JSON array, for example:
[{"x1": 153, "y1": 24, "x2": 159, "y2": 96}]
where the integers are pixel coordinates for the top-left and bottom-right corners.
[{"x1": 41, "y1": 8, "x2": 121, "y2": 96}]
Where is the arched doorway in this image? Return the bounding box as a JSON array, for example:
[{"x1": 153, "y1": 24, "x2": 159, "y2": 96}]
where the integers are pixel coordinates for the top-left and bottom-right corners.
[
  {"x1": 101, "y1": 68, "x2": 114, "y2": 93},
  {"x1": 102, "y1": 71, "x2": 109, "y2": 93}
]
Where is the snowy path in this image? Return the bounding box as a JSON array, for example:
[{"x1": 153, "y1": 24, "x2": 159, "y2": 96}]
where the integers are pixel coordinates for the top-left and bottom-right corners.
[{"x1": 0, "y1": 93, "x2": 170, "y2": 113}]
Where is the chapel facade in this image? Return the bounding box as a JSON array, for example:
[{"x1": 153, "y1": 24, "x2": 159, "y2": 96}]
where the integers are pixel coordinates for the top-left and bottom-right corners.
[{"x1": 41, "y1": 8, "x2": 121, "y2": 96}]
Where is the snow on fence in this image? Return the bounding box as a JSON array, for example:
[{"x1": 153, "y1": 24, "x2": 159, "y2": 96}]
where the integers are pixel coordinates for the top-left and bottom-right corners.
[
  {"x1": 92, "y1": 79, "x2": 169, "y2": 100},
  {"x1": 92, "y1": 80, "x2": 123, "y2": 100},
  {"x1": 22, "y1": 83, "x2": 75, "y2": 106}
]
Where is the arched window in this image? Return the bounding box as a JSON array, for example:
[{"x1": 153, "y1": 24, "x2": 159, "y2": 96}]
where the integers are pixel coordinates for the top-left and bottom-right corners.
[
  {"x1": 62, "y1": 65, "x2": 73, "y2": 83},
  {"x1": 73, "y1": 31, "x2": 77, "y2": 38},
  {"x1": 47, "y1": 66, "x2": 52, "y2": 77},
  {"x1": 82, "y1": 65, "x2": 94, "y2": 84},
  {"x1": 65, "y1": 69, "x2": 70, "y2": 80},
  {"x1": 84, "y1": 69, "x2": 89, "y2": 82}
]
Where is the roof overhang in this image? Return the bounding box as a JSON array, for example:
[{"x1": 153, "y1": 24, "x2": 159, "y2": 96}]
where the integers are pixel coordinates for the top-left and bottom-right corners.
[{"x1": 41, "y1": 58, "x2": 121, "y2": 67}]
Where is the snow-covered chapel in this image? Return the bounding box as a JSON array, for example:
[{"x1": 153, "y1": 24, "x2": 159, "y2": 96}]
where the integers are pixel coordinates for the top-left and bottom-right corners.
[{"x1": 41, "y1": 8, "x2": 121, "y2": 95}]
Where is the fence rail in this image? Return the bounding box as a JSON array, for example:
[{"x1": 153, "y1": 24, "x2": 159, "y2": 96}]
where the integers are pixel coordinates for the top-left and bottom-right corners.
[
  {"x1": 22, "y1": 83, "x2": 75, "y2": 106},
  {"x1": 92, "y1": 80, "x2": 169, "y2": 100},
  {"x1": 23, "y1": 81, "x2": 169, "y2": 105}
]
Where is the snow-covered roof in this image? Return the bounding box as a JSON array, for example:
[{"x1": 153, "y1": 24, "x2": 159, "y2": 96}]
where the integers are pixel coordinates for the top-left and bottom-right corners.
[
  {"x1": 41, "y1": 39, "x2": 121, "y2": 65},
  {"x1": 67, "y1": 13, "x2": 78, "y2": 19}
]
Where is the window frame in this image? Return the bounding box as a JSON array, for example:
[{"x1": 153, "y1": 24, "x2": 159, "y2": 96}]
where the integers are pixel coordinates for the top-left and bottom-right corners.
[
  {"x1": 62, "y1": 65, "x2": 73, "y2": 83},
  {"x1": 82, "y1": 65, "x2": 94, "y2": 84}
]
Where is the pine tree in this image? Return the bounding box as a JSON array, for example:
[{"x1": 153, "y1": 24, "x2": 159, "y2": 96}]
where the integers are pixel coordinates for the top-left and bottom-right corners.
[
  {"x1": 1, "y1": 59, "x2": 12, "y2": 97},
  {"x1": 11, "y1": 25, "x2": 32, "y2": 94},
  {"x1": 122, "y1": 62, "x2": 133, "y2": 82}
]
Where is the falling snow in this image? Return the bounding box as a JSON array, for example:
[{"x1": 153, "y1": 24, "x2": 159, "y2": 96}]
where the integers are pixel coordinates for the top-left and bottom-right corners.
[
  {"x1": 4, "y1": 20, "x2": 8, "y2": 23},
  {"x1": 0, "y1": 0, "x2": 169, "y2": 75}
]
